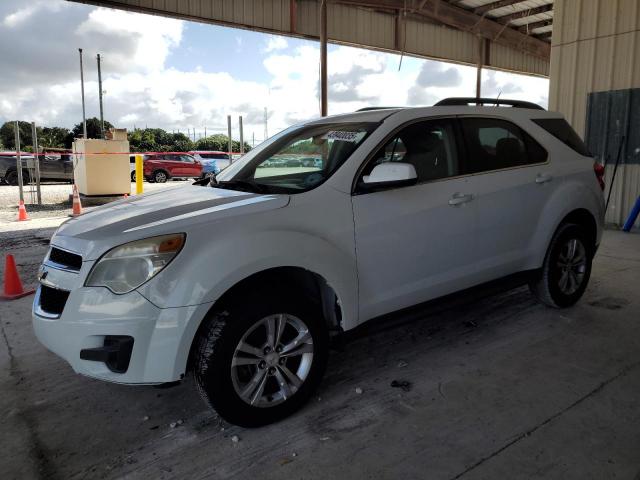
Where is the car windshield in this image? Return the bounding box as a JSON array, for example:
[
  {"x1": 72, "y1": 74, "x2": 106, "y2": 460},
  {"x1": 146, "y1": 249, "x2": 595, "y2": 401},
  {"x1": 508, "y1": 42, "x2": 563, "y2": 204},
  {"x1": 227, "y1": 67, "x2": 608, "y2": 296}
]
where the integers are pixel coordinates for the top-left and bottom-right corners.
[{"x1": 213, "y1": 122, "x2": 377, "y2": 194}]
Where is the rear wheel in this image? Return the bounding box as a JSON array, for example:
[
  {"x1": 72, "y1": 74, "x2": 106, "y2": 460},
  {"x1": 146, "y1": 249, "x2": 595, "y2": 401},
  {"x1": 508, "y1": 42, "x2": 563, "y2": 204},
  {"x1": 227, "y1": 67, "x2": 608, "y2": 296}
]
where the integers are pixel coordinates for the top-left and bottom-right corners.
[
  {"x1": 153, "y1": 170, "x2": 168, "y2": 183},
  {"x1": 131, "y1": 171, "x2": 136, "y2": 182},
  {"x1": 193, "y1": 290, "x2": 328, "y2": 427},
  {"x1": 529, "y1": 223, "x2": 593, "y2": 308},
  {"x1": 4, "y1": 170, "x2": 31, "y2": 185}
]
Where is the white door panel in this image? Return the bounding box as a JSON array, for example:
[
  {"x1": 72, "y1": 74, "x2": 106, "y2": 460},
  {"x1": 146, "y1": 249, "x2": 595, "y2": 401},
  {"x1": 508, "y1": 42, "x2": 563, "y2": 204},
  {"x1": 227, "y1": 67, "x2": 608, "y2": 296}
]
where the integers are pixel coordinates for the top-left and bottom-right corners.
[
  {"x1": 471, "y1": 166, "x2": 554, "y2": 277},
  {"x1": 353, "y1": 177, "x2": 480, "y2": 321}
]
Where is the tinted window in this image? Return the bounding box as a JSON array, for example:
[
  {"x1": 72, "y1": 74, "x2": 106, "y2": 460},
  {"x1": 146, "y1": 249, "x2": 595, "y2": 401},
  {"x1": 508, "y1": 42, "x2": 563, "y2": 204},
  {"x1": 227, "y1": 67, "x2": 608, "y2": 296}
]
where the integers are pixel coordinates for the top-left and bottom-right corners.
[
  {"x1": 180, "y1": 155, "x2": 195, "y2": 163},
  {"x1": 199, "y1": 153, "x2": 229, "y2": 159},
  {"x1": 362, "y1": 119, "x2": 460, "y2": 183},
  {"x1": 461, "y1": 118, "x2": 547, "y2": 173},
  {"x1": 532, "y1": 118, "x2": 591, "y2": 156}
]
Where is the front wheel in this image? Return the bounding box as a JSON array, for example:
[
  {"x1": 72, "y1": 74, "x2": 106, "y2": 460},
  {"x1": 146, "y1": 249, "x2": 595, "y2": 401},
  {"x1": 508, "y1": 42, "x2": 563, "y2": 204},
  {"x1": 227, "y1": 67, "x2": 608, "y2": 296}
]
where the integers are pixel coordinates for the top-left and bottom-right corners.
[
  {"x1": 193, "y1": 291, "x2": 328, "y2": 427},
  {"x1": 529, "y1": 223, "x2": 593, "y2": 308}
]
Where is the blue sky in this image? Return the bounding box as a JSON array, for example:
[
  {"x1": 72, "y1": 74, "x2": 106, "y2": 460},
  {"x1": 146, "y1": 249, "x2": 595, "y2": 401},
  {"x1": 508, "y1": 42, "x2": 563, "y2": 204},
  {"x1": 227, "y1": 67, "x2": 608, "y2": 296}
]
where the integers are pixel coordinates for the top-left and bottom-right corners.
[{"x1": 0, "y1": 0, "x2": 549, "y2": 143}]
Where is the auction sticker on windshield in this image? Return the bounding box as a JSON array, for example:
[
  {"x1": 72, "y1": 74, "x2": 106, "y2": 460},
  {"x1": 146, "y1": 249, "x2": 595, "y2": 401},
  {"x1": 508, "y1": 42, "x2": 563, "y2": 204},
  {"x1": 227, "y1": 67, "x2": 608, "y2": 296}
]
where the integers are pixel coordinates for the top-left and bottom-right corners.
[{"x1": 322, "y1": 131, "x2": 365, "y2": 142}]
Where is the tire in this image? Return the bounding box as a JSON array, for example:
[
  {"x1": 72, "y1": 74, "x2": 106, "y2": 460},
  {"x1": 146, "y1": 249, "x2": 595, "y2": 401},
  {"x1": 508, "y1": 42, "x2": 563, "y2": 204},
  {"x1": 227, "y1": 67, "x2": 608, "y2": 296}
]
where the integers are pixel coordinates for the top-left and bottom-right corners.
[
  {"x1": 131, "y1": 171, "x2": 136, "y2": 182},
  {"x1": 4, "y1": 170, "x2": 31, "y2": 185},
  {"x1": 193, "y1": 289, "x2": 329, "y2": 427},
  {"x1": 5, "y1": 170, "x2": 18, "y2": 185},
  {"x1": 529, "y1": 223, "x2": 594, "y2": 308},
  {"x1": 153, "y1": 170, "x2": 168, "y2": 183}
]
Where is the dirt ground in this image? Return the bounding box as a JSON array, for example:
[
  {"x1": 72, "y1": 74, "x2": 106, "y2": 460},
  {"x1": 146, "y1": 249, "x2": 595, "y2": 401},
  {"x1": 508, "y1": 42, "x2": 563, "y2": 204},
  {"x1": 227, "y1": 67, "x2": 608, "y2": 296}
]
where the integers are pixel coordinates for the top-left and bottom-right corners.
[{"x1": 1, "y1": 227, "x2": 640, "y2": 480}]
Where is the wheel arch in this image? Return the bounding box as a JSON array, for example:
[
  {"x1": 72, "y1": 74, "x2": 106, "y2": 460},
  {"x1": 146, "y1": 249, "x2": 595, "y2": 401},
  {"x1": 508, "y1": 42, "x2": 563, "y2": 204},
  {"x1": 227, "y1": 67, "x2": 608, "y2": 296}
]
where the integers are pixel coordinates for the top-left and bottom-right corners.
[
  {"x1": 560, "y1": 208, "x2": 598, "y2": 249},
  {"x1": 184, "y1": 266, "x2": 343, "y2": 375}
]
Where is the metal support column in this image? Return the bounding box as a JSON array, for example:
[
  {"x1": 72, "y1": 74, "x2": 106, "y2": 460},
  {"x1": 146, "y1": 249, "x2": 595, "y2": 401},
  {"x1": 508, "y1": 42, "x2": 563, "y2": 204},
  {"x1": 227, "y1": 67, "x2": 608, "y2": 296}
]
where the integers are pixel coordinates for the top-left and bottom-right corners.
[
  {"x1": 31, "y1": 122, "x2": 42, "y2": 205},
  {"x1": 14, "y1": 122, "x2": 24, "y2": 202},
  {"x1": 239, "y1": 116, "x2": 244, "y2": 155},
  {"x1": 97, "y1": 54, "x2": 105, "y2": 138},
  {"x1": 320, "y1": 0, "x2": 328, "y2": 117},
  {"x1": 227, "y1": 115, "x2": 233, "y2": 163}
]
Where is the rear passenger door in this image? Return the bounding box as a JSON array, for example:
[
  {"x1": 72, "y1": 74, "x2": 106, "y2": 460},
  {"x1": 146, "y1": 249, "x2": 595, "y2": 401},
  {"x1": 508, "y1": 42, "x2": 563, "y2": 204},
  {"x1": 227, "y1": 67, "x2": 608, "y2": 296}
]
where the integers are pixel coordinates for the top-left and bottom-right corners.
[
  {"x1": 164, "y1": 154, "x2": 184, "y2": 176},
  {"x1": 459, "y1": 116, "x2": 551, "y2": 278}
]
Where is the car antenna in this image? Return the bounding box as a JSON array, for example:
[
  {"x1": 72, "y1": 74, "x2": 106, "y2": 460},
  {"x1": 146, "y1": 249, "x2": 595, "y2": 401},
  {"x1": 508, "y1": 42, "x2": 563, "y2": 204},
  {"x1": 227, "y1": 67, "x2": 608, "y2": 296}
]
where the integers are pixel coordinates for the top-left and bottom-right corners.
[{"x1": 495, "y1": 91, "x2": 502, "y2": 107}]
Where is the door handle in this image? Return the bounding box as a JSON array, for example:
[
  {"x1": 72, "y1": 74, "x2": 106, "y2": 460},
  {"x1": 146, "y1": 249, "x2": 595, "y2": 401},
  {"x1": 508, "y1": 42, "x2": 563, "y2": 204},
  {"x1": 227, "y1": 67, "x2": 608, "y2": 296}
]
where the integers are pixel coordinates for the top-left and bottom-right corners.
[
  {"x1": 448, "y1": 193, "x2": 474, "y2": 206},
  {"x1": 535, "y1": 173, "x2": 553, "y2": 184}
]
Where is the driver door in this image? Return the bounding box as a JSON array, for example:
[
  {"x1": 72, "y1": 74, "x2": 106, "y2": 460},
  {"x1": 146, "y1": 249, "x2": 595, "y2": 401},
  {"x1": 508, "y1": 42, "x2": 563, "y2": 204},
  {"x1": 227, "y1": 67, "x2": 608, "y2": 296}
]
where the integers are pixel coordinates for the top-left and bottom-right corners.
[{"x1": 352, "y1": 118, "x2": 481, "y2": 321}]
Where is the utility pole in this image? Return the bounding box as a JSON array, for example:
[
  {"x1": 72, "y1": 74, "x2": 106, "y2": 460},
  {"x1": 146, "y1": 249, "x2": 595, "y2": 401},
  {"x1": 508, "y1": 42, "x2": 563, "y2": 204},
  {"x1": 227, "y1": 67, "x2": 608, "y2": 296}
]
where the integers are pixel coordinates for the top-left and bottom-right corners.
[
  {"x1": 227, "y1": 115, "x2": 233, "y2": 162},
  {"x1": 320, "y1": 0, "x2": 328, "y2": 117},
  {"x1": 97, "y1": 53, "x2": 105, "y2": 138},
  {"x1": 79, "y1": 48, "x2": 87, "y2": 138},
  {"x1": 239, "y1": 116, "x2": 244, "y2": 154}
]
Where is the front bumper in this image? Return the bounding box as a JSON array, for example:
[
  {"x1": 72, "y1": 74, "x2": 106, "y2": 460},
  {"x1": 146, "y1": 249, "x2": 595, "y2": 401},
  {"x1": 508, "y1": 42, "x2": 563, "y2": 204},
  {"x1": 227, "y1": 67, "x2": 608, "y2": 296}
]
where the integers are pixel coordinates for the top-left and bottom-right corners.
[{"x1": 32, "y1": 283, "x2": 213, "y2": 384}]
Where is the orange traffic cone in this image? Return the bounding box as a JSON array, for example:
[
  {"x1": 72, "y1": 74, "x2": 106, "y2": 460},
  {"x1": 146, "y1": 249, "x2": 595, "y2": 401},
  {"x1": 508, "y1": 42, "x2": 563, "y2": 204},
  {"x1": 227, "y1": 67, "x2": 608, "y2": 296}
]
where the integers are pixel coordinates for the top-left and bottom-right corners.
[
  {"x1": 71, "y1": 185, "x2": 83, "y2": 217},
  {"x1": 1, "y1": 254, "x2": 35, "y2": 300},
  {"x1": 17, "y1": 200, "x2": 29, "y2": 221}
]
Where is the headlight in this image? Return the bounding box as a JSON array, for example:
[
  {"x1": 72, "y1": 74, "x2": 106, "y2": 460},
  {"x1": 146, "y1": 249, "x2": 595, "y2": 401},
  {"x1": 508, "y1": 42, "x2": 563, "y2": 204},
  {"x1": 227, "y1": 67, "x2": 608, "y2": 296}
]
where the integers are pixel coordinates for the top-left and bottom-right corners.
[{"x1": 85, "y1": 234, "x2": 185, "y2": 294}]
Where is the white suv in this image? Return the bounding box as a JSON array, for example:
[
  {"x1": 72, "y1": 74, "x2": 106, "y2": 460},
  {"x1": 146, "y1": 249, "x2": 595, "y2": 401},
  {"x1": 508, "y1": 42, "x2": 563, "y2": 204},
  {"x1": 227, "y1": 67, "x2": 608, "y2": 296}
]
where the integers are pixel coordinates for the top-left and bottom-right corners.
[{"x1": 33, "y1": 98, "x2": 604, "y2": 427}]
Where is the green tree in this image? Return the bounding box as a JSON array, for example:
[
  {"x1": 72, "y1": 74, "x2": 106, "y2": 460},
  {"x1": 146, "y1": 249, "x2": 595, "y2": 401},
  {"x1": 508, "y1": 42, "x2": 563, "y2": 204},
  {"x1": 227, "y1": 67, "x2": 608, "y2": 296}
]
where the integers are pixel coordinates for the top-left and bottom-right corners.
[
  {"x1": 39, "y1": 127, "x2": 72, "y2": 149},
  {"x1": 71, "y1": 117, "x2": 114, "y2": 140},
  {"x1": 195, "y1": 134, "x2": 251, "y2": 153},
  {"x1": 127, "y1": 128, "x2": 194, "y2": 153},
  {"x1": 0, "y1": 121, "x2": 34, "y2": 150}
]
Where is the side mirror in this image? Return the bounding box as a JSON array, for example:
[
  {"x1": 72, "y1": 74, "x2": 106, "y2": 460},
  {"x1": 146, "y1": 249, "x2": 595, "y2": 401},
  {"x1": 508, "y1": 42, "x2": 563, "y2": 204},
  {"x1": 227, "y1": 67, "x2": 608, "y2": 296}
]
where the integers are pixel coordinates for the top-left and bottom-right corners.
[{"x1": 359, "y1": 162, "x2": 417, "y2": 192}]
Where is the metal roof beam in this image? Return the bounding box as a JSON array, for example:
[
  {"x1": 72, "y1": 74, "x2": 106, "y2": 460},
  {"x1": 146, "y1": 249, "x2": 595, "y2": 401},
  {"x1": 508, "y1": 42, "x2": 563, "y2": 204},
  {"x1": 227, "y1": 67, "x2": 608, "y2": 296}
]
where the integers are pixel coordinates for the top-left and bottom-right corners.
[
  {"x1": 474, "y1": 0, "x2": 526, "y2": 16},
  {"x1": 337, "y1": 0, "x2": 550, "y2": 59},
  {"x1": 518, "y1": 19, "x2": 553, "y2": 33},
  {"x1": 494, "y1": 4, "x2": 553, "y2": 23}
]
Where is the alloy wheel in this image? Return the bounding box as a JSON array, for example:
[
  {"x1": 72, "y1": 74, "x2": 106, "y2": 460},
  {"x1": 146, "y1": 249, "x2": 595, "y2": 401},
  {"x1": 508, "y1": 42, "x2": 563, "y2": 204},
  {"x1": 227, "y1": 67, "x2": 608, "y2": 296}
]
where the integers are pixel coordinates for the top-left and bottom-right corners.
[
  {"x1": 556, "y1": 238, "x2": 587, "y2": 295},
  {"x1": 231, "y1": 313, "x2": 314, "y2": 408}
]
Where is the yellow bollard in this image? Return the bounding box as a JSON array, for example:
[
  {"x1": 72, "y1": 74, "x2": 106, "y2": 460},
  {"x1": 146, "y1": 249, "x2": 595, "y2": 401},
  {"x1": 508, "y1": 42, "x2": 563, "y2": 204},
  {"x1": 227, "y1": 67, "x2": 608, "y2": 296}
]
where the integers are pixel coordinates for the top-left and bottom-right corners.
[{"x1": 135, "y1": 154, "x2": 144, "y2": 195}]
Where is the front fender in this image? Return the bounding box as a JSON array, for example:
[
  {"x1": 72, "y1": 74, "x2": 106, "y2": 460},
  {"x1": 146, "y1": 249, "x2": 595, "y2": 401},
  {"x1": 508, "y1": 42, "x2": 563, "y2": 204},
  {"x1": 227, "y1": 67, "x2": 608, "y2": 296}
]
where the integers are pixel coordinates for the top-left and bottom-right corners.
[{"x1": 137, "y1": 227, "x2": 358, "y2": 327}]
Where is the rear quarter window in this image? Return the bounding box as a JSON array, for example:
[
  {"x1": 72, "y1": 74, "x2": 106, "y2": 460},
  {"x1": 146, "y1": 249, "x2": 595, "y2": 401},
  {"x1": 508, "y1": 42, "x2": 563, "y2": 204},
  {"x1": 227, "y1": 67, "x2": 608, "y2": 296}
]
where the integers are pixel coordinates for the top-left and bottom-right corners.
[{"x1": 532, "y1": 118, "x2": 591, "y2": 156}]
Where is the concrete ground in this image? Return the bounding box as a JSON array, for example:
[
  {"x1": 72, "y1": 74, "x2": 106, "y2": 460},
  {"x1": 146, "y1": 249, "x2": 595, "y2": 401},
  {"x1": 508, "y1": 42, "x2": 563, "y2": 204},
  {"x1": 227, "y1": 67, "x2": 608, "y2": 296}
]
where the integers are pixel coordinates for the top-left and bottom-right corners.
[{"x1": 1, "y1": 229, "x2": 639, "y2": 480}]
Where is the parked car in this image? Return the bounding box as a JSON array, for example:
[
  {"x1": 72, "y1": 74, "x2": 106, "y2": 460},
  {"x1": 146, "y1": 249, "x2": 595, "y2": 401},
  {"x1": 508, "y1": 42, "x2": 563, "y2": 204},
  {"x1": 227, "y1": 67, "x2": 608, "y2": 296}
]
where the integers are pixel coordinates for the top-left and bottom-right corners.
[
  {"x1": 189, "y1": 151, "x2": 229, "y2": 177},
  {"x1": 142, "y1": 153, "x2": 202, "y2": 183},
  {"x1": 1, "y1": 152, "x2": 74, "y2": 184},
  {"x1": 129, "y1": 154, "x2": 139, "y2": 182},
  {"x1": 33, "y1": 98, "x2": 604, "y2": 427}
]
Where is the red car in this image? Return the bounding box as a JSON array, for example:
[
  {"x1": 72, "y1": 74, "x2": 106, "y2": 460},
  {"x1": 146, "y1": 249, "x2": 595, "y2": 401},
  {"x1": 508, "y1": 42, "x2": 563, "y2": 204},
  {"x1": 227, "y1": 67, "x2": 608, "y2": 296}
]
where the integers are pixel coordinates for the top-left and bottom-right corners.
[{"x1": 143, "y1": 153, "x2": 203, "y2": 183}]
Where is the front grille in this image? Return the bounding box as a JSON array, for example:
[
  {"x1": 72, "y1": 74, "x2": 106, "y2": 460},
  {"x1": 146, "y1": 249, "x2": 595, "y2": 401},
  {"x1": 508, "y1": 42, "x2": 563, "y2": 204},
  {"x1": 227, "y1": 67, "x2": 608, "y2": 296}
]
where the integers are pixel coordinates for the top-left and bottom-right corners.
[
  {"x1": 49, "y1": 247, "x2": 82, "y2": 271},
  {"x1": 39, "y1": 285, "x2": 70, "y2": 316}
]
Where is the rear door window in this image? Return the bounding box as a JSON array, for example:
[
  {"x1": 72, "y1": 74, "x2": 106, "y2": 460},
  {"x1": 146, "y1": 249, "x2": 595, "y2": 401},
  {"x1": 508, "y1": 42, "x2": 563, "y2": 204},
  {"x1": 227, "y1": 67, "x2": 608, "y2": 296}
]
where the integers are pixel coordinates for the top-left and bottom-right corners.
[{"x1": 460, "y1": 118, "x2": 547, "y2": 174}]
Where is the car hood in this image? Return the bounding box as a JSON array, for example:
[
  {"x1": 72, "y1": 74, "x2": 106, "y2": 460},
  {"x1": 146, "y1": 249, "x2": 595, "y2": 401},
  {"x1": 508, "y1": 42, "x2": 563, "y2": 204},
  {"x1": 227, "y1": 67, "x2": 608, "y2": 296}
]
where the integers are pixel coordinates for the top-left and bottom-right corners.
[{"x1": 53, "y1": 185, "x2": 289, "y2": 260}]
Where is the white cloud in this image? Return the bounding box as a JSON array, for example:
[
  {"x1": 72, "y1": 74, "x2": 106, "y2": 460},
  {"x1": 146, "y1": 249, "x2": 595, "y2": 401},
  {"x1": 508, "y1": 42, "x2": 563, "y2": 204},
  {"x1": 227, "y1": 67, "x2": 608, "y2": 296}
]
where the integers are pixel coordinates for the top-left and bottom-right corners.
[
  {"x1": 263, "y1": 35, "x2": 288, "y2": 52},
  {"x1": 0, "y1": 0, "x2": 549, "y2": 144}
]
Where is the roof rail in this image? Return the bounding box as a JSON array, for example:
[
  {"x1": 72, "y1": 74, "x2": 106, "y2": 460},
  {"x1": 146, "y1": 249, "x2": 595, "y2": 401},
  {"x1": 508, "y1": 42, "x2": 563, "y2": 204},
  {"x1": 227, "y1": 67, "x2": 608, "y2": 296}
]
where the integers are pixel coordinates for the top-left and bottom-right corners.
[
  {"x1": 434, "y1": 97, "x2": 545, "y2": 110},
  {"x1": 356, "y1": 106, "x2": 403, "y2": 112}
]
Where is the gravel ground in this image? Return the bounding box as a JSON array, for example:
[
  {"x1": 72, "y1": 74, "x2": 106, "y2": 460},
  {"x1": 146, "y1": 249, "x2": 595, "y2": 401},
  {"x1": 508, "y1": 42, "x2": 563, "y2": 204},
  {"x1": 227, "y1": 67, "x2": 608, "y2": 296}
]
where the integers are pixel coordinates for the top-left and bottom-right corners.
[{"x1": 0, "y1": 181, "x2": 186, "y2": 228}]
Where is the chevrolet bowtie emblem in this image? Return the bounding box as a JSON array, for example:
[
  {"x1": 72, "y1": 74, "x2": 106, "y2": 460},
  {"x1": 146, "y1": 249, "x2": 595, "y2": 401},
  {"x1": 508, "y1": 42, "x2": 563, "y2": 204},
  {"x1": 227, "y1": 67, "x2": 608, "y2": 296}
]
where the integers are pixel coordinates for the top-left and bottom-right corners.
[{"x1": 38, "y1": 269, "x2": 48, "y2": 282}]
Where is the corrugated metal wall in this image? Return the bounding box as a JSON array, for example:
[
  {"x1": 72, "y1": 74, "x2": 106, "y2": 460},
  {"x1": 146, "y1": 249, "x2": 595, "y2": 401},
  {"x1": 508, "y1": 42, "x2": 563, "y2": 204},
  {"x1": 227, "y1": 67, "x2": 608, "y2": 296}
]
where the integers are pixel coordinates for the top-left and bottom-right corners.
[
  {"x1": 76, "y1": 0, "x2": 549, "y2": 76},
  {"x1": 550, "y1": 0, "x2": 640, "y2": 227},
  {"x1": 549, "y1": 0, "x2": 640, "y2": 135}
]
